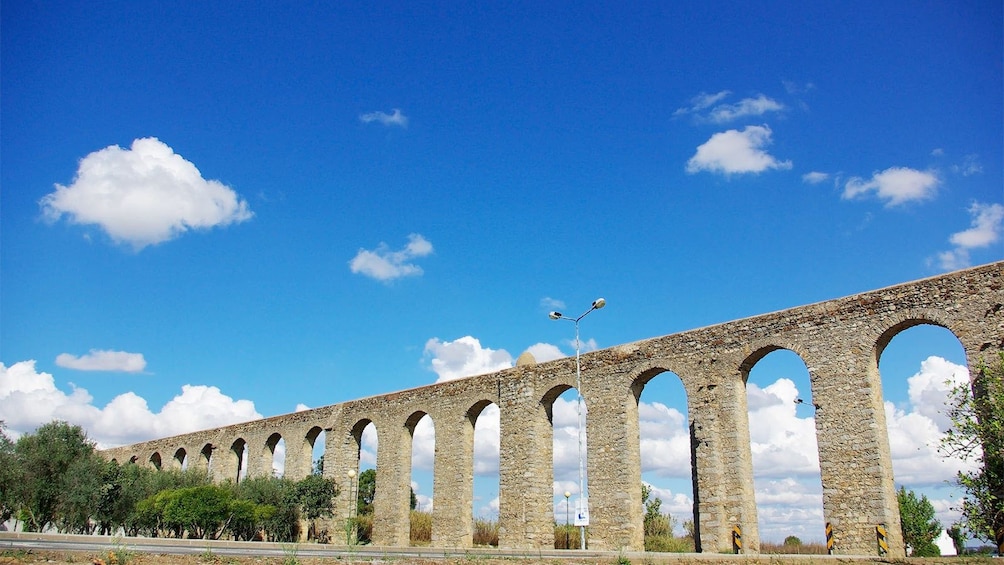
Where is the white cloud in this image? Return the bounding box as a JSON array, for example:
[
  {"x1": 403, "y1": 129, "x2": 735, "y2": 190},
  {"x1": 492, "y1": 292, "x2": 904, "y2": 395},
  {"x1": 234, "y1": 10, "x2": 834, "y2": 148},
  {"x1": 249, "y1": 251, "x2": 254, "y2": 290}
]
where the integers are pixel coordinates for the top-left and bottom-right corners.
[
  {"x1": 526, "y1": 342, "x2": 565, "y2": 363},
  {"x1": 686, "y1": 125, "x2": 792, "y2": 175},
  {"x1": 0, "y1": 360, "x2": 261, "y2": 448},
  {"x1": 886, "y1": 356, "x2": 974, "y2": 486},
  {"x1": 674, "y1": 92, "x2": 783, "y2": 123},
  {"x1": 842, "y1": 167, "x2": 939, "y2": 206},
  {"x1": 949, "y1": 202, "x2": 1004, "y2": 249},
  {"x1": 802, "y1": 171, "x2": 829, "y2": 184},
  {"x1": 359, "y1": 108, "x2": 408, "y2": 127},
  {"x1": 707, "y1": 95, "x2": 784, "y2": 123},
  {"x1": 953, "y1": 154, "x2": 982, "y2": 176},
  {"x1": 349, "y1": 233, "x2": 433, "y2": 281},
  {"x1": 935, "y1": 202, "x2": 1004, "y2": 271},
  {"x1": 55, "y1": 349, "x2": 147, "y2": 373},
  {"x1": 747, "y1": 379, "x2": 820, "y2": 477},
  {"x1": 423, "y1": 336, "x2": 512, "y2": 382},
  {"x1": 673, "y1": 90, "x2": 731, "y2": 116},
  {"x1": 40, "y1": 138, "x2": 252, "y2": 250}
]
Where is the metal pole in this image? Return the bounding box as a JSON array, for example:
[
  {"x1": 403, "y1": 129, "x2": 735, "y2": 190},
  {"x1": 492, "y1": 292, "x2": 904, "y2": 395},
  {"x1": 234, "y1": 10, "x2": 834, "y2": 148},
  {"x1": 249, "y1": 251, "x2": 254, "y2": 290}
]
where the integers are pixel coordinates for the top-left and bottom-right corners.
[{"x1": 574, "y1": 319, "x2": 586, "y2": 550}]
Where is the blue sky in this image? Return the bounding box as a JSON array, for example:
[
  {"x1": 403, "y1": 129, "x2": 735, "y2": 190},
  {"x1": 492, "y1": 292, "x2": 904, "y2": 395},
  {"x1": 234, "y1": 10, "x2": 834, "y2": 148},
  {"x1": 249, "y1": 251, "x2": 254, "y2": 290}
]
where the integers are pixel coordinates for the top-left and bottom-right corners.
[{"x1": 2, "y1": 1, "x2": 1002, "y2": 545}]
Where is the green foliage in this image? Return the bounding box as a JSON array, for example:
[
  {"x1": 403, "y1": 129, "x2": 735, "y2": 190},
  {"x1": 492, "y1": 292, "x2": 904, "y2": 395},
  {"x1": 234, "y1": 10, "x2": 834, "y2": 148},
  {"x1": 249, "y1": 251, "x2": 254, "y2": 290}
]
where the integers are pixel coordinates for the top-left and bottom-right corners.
[
  {"x1": 948, "y1": 523, "x2": 966, "y2": 555},
  {"x1": 295, "y1": 473, "x2": 338, "y2": 521},
  {"x1": 640, "y1": 482, "x2": 686, "y2": 551},
  {"x1": 0, "y1": 422, "x2": 19, "y2": 524},
  {"x1": 898, "y1": 486, "x2": 941, "y2": 556},
  {"x1": 162, "y1": 484, "x2": 233, "y2": 539},
  {"x1": 11, "y1": 421, "x2": 99, "y2": 531},
  {"x1": 941, "y1": 350, "x2": 1004, "y2": 555},
  {"x1": 783, "y1": 535, "x2": 802, "y2": 546},
  {"x1": 356, "y1": 468, "x2": 376, "y2": 516}
]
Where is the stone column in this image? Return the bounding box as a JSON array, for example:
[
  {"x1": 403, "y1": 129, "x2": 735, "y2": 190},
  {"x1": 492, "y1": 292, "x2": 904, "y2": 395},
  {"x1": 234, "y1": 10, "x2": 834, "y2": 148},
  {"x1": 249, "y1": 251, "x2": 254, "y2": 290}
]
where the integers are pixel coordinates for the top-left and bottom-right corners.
[
  {"x1": 810, "y1": 349, "x2": 905, "y2": 556},
  {"x1": 719, "y1": 368, "x2": 760, "y2": 553},
  {"x1": 431, "y1": 408, "x2": 475, "y2": 548},
  {"x1": 327, "y1": 424, "x2": 362, "y2": 546},
  {"x1": 498, "y1": 377, "x2": 554, "y2": 549},
  {"x1": 583, "y1": 381, "x2": 643, "y2": 550},
  {"x1": 371, "y1": 419, "x2": 412, "y2": 547},
  {"x1": 689, "y1": 379, "x2": 731, "y2": 553},
  {"x1": 283, "y1": 429, "x2": 311, "y2": 481}
]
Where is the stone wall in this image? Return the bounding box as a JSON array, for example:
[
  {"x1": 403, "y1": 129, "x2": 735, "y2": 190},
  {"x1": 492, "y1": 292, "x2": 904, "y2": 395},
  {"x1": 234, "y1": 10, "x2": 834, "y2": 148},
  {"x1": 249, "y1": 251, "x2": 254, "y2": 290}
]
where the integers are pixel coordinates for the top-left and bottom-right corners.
[{"x1": 102, "y1": 261, "x2": 1004, "y2": 556}]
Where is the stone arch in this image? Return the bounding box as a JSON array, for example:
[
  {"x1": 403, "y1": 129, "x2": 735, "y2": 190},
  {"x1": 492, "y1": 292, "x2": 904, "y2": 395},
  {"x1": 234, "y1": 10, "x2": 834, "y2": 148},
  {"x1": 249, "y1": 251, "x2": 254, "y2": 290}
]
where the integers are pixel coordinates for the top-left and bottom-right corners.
[
  {"x1": 741, "y1": 346, "x2": 823, "y2": 546},
  {"x1": 229, "y1": 438, "x2": 247, "y2": 482},
  {"x1": 625, "y1": 363, "x2": 696, "y2": 552},
  {"x1": 199, "y1": 443, "x2": 213, "y2": 475},
  {"x1": 302, "y1": 425, "x2": 325, "y2": 476},
  {"x1": 128, "y1": 455, "x2": 139, "y2": 465},
  {"x1": 172, "y1": 447, "x2": 188, "y2": 471},
  {"x1": 149, "y1": 452, "x2": 162, "y2": 470},
  {"x1": 406, "y1": 410, "x2": 435, "y2": 541},
  {"x1": 264, "y1": 432, "x2": 284, "y2": 477}
]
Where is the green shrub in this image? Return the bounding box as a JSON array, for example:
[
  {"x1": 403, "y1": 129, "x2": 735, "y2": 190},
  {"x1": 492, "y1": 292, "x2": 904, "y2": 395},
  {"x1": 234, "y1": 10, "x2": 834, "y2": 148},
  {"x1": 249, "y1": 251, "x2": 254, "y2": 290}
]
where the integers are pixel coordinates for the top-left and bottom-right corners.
[{"x1": 783, "y1": 535, "x2": 802, "y2": 546}]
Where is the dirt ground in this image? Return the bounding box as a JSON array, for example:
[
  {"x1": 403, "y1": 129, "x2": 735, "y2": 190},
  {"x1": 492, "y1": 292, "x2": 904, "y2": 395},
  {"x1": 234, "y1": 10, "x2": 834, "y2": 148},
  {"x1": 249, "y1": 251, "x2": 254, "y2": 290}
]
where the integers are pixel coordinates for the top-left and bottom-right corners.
[{"x1": 1, "y1": 549, "x2": 586, "y2": 565}]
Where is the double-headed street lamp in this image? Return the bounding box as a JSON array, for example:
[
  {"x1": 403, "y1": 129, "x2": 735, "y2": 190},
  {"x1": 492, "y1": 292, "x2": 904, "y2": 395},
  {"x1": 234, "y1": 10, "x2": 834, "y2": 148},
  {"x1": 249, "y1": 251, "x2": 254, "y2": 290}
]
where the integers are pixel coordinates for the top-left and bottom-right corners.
[{"x1": 549, "y1": 297, "x2": 605, "y2": 550}]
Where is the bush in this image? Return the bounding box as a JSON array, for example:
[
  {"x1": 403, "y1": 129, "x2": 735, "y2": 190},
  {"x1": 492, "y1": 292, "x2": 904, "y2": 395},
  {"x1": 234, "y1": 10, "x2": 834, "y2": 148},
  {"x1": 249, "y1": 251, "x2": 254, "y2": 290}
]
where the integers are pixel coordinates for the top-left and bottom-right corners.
[
  {"x1": 783, "y1": 535, "x2": 802, "y2": 546},
  {"x1": 554, "y1": 524, "x2": 578, "y2": 549},
  {"x1": 474, "y1": 518, "x2": 499, "y2": 547},
  {"x1": 410, "y1": 510, "x2": 432, "y2": 545},
  {"x1": 644, "y1": 534, "x2": 694, "y2": 553}
]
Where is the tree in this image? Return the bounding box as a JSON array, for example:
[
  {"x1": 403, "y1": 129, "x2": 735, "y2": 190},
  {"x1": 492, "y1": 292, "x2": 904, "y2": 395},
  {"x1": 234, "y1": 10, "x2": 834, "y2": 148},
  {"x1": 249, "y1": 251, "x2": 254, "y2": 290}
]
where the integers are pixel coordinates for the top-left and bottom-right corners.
[
  {"x1": 0, "y1": 422, "x2": 18, "y2": 525},
  {"x1": 941, "y1": 350, "x2": 1004, "y2": 555},
  {"x1": 12, "y1": 421, "x2": 98, "y2": 531},
  {"x1": 356, "y1": 468, "x2": 375, "y2": 516},
  {"x1": 898, "y1": 486, "x2": 941, "y2": 556},
  {"x1": 948, "y1": 523, "x2": 966, "y2": 555}
]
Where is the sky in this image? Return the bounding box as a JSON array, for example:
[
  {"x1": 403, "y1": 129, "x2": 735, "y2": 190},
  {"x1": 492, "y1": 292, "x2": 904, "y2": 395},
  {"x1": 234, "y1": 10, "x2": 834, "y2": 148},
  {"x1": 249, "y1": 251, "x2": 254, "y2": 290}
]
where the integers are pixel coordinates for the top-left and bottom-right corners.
[{"x1": 2, "y1": 0, "x2": 1003, "y2": 545}]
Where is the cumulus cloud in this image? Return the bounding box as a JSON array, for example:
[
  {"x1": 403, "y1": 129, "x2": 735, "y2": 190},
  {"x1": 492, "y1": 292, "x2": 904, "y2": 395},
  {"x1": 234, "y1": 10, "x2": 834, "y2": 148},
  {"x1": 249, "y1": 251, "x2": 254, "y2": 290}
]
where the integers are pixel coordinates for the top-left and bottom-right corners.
[
  {"x1": 526, "y1": 342, "x2": 565, "y2": 363},
  {"x1": 423, "y1": 336, "x2": 513, "y2": 382},
  {"x1": 40, "y1": 138, "x2": 252, "y2": 250},
  {"x1": 0, "y1": 360, "x2": 261, "y2": 447},
  {"x1": 359, "y1": 108, "x2": 408, "y2": 127},
  {"x1": 55, "y1": 349, "x2": 146, "y2": 373},
  {"x1": 842, "y1": 167, "x2": 939, "y2": 206},
  {"x1": 349, "y1": 233, "x2": 433, "y2": 281},
  {"x1": 686, "y1": 125, "x2": 792, "y2": 175},
  {"x1": 747, "y1": 379, "x2": 820, "y2": 477},
  {"x1": 802, "y1": 171, "x2": 830, "y2": 184},
  {"x1": 952, "y1": 154, "x2": 982, "y2": 176},
  {"x1": 935, "y1": 202, "x2": 1004, "y2": 270}
]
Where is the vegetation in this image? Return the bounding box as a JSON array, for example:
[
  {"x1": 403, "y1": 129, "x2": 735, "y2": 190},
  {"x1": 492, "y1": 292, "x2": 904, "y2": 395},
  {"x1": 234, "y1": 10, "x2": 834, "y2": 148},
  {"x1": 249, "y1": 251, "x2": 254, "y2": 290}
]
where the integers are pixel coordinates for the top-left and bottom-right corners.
[
  {"x1": 897, "y1": 486, "x2": 941, "y2": 556},
  {"x1": 941, "y1": 350, "x2": 1004, "y2": 555},
  {"x1": 636, "y1": 483, "x2": 695, "y2": 553},
  {"x1": 2, "y1": 420, "x2": 338, "y2": 542}
]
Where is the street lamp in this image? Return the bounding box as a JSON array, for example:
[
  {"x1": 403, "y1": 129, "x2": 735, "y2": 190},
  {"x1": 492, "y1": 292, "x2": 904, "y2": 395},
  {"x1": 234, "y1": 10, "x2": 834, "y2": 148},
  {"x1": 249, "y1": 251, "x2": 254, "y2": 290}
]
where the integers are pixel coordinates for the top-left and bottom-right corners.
[
  {"x1": 549, "y1": 297, "x2": 605, "y2": 550},
  {"x1": 346, "y1": 468, "x2": 357, "y2": 545},
  {"x1": 564, "y1": 491, "x2": 571, "y2": 549}
]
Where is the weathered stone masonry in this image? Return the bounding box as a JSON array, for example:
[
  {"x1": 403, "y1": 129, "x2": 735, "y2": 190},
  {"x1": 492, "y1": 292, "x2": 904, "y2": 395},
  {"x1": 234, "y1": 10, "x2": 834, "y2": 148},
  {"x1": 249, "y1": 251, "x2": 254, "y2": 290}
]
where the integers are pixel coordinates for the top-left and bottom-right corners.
[{"x1": 102, "y1": 261, "x2": 1004, "y2": 556}]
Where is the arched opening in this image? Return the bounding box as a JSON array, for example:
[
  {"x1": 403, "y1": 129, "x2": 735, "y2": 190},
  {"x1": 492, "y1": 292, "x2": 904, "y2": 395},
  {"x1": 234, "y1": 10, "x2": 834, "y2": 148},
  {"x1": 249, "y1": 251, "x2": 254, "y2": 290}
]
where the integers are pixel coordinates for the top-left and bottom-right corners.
[
  {"x1": 549, "y1": 384, "x2": 587, "y2": 549},
  {"x1": 305, "y1": 426, "x2": 325, "y2": 475},
  {"x1": 265, "y1": 433, "x2": 285, "y2": 477},
  {"x1": 128, "y1": 455, "x2": 139, "y2": 465},
  {"x1": 743, "y1": 348, "x2": 824, "y2": 547},
  {"x1": 407, "y1": 412, "x2": 434, "y2": 544},
  {"x1": 200, "y1": 443, "x2": 213, "y2": 475},
  {"x1": 876, "y1": 322, "x2": 970, "y2": 547},
  {"x1": 632, "y1": 368, "x2": 697, "y2": 552},
  {"x1": 149, "y1": 452, "x2": 162, "y2": 470},
  {"x1": 173, "y1": 448, "x2": 188, "y2": 471},
  {"x1": 230, "y1": 438, "x2": 248, "y2": 483},
  {"x1": 349, "y1": 420, "x2": 377, "y2": 544},
  {"x1": 471, "y1": 401, "x2": 500, "y2": 546}
]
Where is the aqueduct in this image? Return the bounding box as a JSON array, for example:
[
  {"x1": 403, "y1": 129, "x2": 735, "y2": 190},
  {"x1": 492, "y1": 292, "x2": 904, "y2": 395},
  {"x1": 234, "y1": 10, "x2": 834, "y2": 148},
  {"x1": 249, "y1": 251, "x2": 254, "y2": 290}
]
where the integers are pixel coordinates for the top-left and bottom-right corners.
[{"x1": 103, "y1": 261, "x2": 1004, "y2": 556}]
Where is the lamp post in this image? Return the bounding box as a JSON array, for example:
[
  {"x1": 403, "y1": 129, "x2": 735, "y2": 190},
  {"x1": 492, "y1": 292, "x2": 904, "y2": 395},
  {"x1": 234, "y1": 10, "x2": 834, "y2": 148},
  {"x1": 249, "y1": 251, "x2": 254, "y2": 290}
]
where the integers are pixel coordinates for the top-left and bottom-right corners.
[
  {"x1": 346, "y1": 468, "x2": 357, "y2": 545},
  {"x1": 564, "y1": 491, "x2": 571, "y2": 549},
  {"x1": 549, "y1": 297, "x2": 605, "y2": 550}
]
